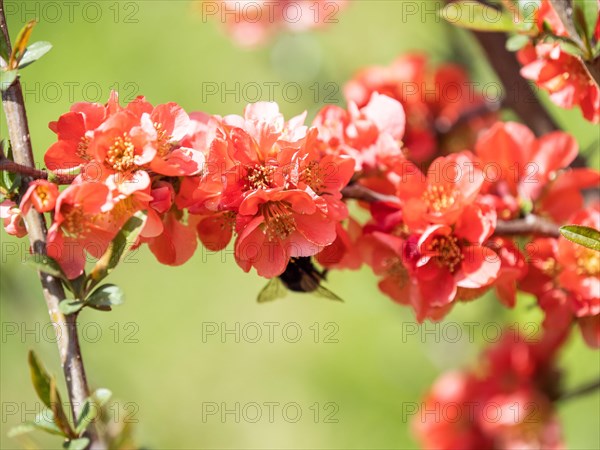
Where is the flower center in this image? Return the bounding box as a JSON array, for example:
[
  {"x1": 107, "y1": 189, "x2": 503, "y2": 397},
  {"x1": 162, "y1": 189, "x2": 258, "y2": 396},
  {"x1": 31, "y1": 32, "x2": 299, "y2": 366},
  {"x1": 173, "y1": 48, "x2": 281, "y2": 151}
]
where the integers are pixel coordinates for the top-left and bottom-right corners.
[
  {"x1": 428, "y1": 235, "x2": 463, "y2": 272},
  {"x1": 386, "y1": 257, "x2": 409, "y2": 288},
  {"x1": 154, "y1": 122, "x2": 174, "y2": 158},
  {"x1": 575, "y1": 247, "x2": 599, "y2": 277},
  {"x1": 301, "y1": 160, "x2": 326, "y2": 193},
  {"x1": 246, "y1": 164, "x2": 275, "y2": 190},
  {"x1": 76, "y1": 136, "x2": 91, "y2": 161},
  {"x1": 422, "y1": 184, "x2": 458, "y2": 213},
  {"x1": 62, "y1": 206, "x2": 88, "y2": 238},
  {"x1": 35, "y1": 186, "x2": 51, "y2": 208},
  {"x1": 262, "y1": 202, "x2": 295, "y2": 241},
  {"x1": 106, "y1": 133, "x2": 135, "y2": 172},
  {"x1": 541, "y1": 258, "x2": 559, "y2": 277}
]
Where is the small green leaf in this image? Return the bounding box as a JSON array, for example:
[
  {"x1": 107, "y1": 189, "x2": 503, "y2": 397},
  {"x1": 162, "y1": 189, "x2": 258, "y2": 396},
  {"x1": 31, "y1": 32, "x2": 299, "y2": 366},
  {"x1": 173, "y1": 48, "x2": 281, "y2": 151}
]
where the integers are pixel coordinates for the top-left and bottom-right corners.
[
  {"x1": 17, "y1": 41, "x2": 52, "y2": 69},
  {"x1": 74, "y1": 399, "x2": 95, "y2": 435},
  {"x1": 506, "y1": 34, "x2": 530, "y2": 51},
  {"x1": 86, "y1": 284, "x2": 125, "y2": 309},
  {"x1": 74, "y1": 388, "x2": 112, "y2": 435},
  {"x1": 8, "y1": 409, "x2": 64, "y2": 437},
  {"x1": 560, "y1": 225, "x2": 600, "y2": 252},
  {"x1": 59, "y1": 299, "x2": 85, "y2": 315},
  {"x1": 89, "y1": 212, "x2": 146, "y2": 287},
  {"x1": 0, "y1": 69, "x2": 18, "y2": 91},
  {"x1": 440, "y1": 1, "x2": 516, "y2": 32},
  {"x1": 63, "y1": 438, "x2": 90, "y2": 450},
  {"x1": 92, "y1": 388, "x2": 112, "y2": 407},
  {"x1": 28, "y1": 350, "x2": 52, "y2": 408},
  {"x1": 574, "y1": 0, "x2": 599, "y2": 44},
  {"x1": 0, "y1": 35, "x2": 9, "y2": 62},
  {"x1": 24, "y1": 254, "x2": 66, "y2": 279}
]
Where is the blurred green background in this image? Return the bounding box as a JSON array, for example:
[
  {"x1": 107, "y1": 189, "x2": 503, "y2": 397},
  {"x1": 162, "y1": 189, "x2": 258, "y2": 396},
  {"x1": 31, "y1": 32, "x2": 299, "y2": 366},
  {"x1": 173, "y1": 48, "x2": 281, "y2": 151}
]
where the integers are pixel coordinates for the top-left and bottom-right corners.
[{"x1": 1, "y1": 1, "x2": 599, "y2": 448}]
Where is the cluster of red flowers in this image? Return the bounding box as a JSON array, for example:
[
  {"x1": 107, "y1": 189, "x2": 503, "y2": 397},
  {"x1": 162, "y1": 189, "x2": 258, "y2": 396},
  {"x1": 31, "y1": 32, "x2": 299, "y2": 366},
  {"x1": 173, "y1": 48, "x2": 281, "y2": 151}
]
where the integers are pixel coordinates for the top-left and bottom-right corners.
[
  {"x1": 0, "y1": 44, "x2": 597, "y2": 450},
  {"x1": 344, "y1": 53, "x2": 498, "y2": 164},
  {"x1": 413, "y1": 329, "x2": 565, "y2": 450},
  {"x1": 517, "y1": 0, "x2": 600, "y2": 123}
]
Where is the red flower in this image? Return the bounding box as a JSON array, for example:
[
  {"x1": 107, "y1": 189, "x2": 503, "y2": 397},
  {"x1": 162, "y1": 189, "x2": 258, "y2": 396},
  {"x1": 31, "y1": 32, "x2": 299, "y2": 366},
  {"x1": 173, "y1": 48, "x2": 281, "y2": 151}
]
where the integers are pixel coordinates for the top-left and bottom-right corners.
[
  {"x1": 20, "y1": 180, "x2": 59, "y2": 214},
  {"x1": 414, "y1": 331, "x2": 564, "y2": 450},
  {"x1": 0, "y1": 200, "x2": 27, "y2": 238},
  {"x1": 518, "y1": 43, "x2": 599, "y2": 123},
  {"x1": 313, "y1": 93, "x2": 406, "y2": 195},
  {"x1": 521, "y1": 205, "x2": 600, "y2": 348},
  {"x1": 235, "y1": 190, "x2": 336, "y2": 278},
  {"x1": 134, "y1": 181, "x2": 198, "y2": 266},
  {"x1": 47, "y1": 181, "x2": 116, "y2": 279},
  {"x1": 44, "y1": 91, "x2": 120, "y2": 171},
  {"x1": 344, "y1": 54, "x2": 497, "y2": 163},
  {"x1": 475, "y1": 122, "x2": 599, "y2": 222},
  {"x1": 397, "y1": 152, "x2": 484, "y2": 231}
]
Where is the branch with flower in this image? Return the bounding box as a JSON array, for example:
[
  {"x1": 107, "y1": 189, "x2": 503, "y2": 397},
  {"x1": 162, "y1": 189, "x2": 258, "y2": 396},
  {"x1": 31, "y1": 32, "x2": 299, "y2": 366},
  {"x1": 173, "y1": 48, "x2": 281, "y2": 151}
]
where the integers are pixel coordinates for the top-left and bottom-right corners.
[{"x1": 1, "y1": 1, "x2": 599, "y2": 449}]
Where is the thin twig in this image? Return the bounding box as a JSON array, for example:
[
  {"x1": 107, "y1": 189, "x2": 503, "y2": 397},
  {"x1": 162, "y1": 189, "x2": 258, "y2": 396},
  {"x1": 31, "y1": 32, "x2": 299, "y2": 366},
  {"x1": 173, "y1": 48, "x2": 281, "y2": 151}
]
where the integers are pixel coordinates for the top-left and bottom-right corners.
[
  {"x1": 341, "y1": 183, "x2": 400, "y2": 204},
  {"x1": 0, "y1": 2, "x2": 99, "y2": 446},
  {"x1": 0, "y1": 157, "x2": 76, "y2": 184},
  {"x1": 495, "y1": 215, "x2": 561, "y2": 238},
  {"x1": 557, "y1": 378, "x2": 600, "y2": 402}
]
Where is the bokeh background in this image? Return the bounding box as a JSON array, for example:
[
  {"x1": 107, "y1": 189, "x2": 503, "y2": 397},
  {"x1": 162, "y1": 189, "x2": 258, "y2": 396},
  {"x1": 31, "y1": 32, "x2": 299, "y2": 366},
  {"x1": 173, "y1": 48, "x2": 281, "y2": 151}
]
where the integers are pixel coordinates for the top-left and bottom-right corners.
[{"x1": 1, "y1": 1, "x2": 599, "y2": 448}]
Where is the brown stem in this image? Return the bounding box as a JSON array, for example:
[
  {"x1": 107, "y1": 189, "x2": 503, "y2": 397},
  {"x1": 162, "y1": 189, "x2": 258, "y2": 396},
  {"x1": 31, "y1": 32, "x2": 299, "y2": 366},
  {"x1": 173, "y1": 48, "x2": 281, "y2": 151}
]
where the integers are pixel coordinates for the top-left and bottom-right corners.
[
  {"x1": 471, "y1": 30, "x2": 560, "y2": 136},
  {"x1": 557, "y1": 378, "x2": 600, "y2": 402},
  {"x1": 494, "y1": 215, "x2": 560, "y2": 238},
  {"x1": 341, "y1": 183, "x2": 400, "y2": 204},
  {"x1": 0, "y1": 157, "x2": 76, "y2": 184},
  {"x1": 0, "y1": 2, "x2": 98, "y2": 446}
]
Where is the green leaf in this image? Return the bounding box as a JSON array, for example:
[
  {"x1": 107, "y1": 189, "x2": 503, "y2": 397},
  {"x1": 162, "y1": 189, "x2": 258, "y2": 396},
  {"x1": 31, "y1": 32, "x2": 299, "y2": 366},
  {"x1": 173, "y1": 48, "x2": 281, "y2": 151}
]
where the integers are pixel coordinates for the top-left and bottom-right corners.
[
  {"x1": 24, "y1": 254, "x2": 66, "y2": 279},
  {"x1": 8, "y1": 409, "x2": 65, "y2": 437},
  {"x1": 59, "y1": 299, "x2": 85, "y2": 315},
  {"x1": 63, "y1": 438, "x2": 90, "y2": 450},
  {"x1": 574, "y1": 0, "x2": 599, "y2": 43},
  {"x1": 28, "y1": 350, "x2": 52, "y2": 408},
  {"x1": 74, "y1": 388, "x2": 112, "y2": 435},
  {"x1": 0, "y1": 69, "x2": 18, "y2": 91},
  {"x1": 560, "y1": 225, "x2": 600, "y2": 252},
  {"x1": 74, "y1": 399, "x2": 95, "y2": 435},
  {"x1": 50, "y1": 376, "x2": 75, "y2": 438},
  {"x1": 17, "y1": 41, "x2": 52, "y2": 69},
  {"x1": 0, "y1": 34, "x2": 9, "y2": 62},
  {"x1": 506, "y1": 34, "x2": 530, "y2": 51},
  {"x1": 86, "y1": 284, "x2": 125, "y2": 309},
  {"x1": 9, "y1": 20, "x2": 36, "y2": 68},
  {"x1": 89, "y1": 212, "x2": 146, "y2": 286},
  {"x1": 440, "y1": 1, "x2": 516, "y2": 32}
]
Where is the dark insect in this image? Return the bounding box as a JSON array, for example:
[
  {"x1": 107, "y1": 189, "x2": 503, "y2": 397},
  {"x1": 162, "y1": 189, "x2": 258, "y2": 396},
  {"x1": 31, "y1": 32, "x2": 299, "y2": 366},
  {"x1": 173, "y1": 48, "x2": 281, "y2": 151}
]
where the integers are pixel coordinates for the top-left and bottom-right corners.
[{"x1": 257, "y1": 257, "x2": 343, "y2": 303}]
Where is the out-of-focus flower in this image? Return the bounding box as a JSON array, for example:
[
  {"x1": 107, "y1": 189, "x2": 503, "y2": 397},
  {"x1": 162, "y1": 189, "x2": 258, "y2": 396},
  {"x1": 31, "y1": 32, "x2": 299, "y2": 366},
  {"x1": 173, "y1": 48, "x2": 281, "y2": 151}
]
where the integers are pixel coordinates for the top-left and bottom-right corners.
[
  {"x1": 0, "y1": 200, "x2": 27, "y2": 238},
  {"x1": 521, "y1": 205, "x2": 600, "y2": 348},
  {"x1": 518, "y1": 43, "x2": 599, "y2": 123},
  {"x1": 475, "y1": 121, "x2": 600, "y2": 222},
  {"x1": 344, "y1": 54, "x2": 498, "y2": 163},
  {"x1": 203, "y1": 0, "x2": 348, "y2": 47},
  {"x1": 413, "y1": 330, "x2": 564, "y2": 450}
]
